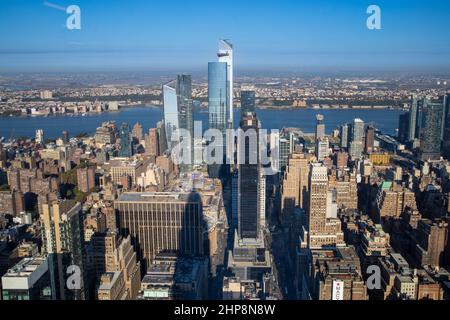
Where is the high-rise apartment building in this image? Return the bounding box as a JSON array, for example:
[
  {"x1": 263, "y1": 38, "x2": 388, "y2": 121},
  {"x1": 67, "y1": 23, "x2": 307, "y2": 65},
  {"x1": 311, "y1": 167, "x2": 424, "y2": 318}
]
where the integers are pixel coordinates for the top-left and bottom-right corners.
[
  {"x1": 307, "y1": 164, "x2": 344, "y2": 248},
  {"x1": 398, "y1": 113, "x2": 410, "y2": 143},
  {"x1": 349, "y1": 118, "x2": 364, "y2": 159},
  {"x1": 419, "y1": 101, "x2": 443, "y2": 161},
  {"x1": 442, "y1": 94, "x2": 450, "y2": 160},
  {"x1": 408, "y1": 95, "x2": 419, "y2": 141},
  {"x1": 315, "y1": 138, "x2": 329, "y2": 161},
  {"x1": 339, "y1": 124, "x2": 349, "y2": 149},
  {"x1": 240, "y1": 90, "x2": 256, "y2": 116},
  {"x1": 365, "y1": 125, "x2": 375, "y2": 154},
  {"x1": 40, "y1": 200, "x2": 86, "y2": 300},
  {"x1": 280, "y1": 153, "x2": 310, "y2": 222},
  {"x1": 315, "y1": 114, "x2": 325, "y2": 141},
  {"x1": 93, "y1": 232, "x2": 141, "y2": 300},
  {"x1": 119, "y1": 123, "x2": 132, "y2": 158},
  {"x1": 145, "y1": 128, "x2": 160, "y2": 156}
]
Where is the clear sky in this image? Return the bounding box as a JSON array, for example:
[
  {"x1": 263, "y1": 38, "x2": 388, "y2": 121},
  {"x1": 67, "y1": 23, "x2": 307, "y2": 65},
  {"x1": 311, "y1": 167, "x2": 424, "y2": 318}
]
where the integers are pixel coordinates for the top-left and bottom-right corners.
[{"x1": 0, "y1": 0, "x2": 449, "y2": 72}]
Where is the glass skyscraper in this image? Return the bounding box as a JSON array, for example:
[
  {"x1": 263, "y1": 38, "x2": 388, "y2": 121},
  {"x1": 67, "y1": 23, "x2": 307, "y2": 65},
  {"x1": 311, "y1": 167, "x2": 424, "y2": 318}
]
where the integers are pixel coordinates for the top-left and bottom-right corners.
[
  {"x1": 238, "y1": 114, "x2": 260, "y2": 239},
  {"x1": 177, "y1": 75, "x2": 194, "y2": 172},
  {"x1": 217, "y1": 40, "x2": 233, "y2": 129},
  {"x1": 163, "y1": 75, "x2": 194, "y2": 171},
  {"x1": 208, "y1": 62, "x2": 228, "y2": 178},
  {"x1": 420, "y1": 101, "x2": 444, "y2": 161},
  {"x1": 240, "y1": 90, "x2": 256, "y2": 117},
  {"x1": 443, "y1": 94, "x2": 450, "y2": 160},
  {"x1": 163, "y1": 80, "x2": 179, "y2": 150},
  {"x1": 408, "y1": 95, "x2": 419, "y2": 141},
  {"x1": 119, "y1": 122, "x2": 132, "y2": 158}
]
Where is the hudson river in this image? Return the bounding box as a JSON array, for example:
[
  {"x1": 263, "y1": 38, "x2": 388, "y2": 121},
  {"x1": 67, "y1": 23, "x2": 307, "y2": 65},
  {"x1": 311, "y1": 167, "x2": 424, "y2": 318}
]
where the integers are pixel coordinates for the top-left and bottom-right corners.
[{"x1": 0, "y1": 106, "x2": 403, "y2": 139}]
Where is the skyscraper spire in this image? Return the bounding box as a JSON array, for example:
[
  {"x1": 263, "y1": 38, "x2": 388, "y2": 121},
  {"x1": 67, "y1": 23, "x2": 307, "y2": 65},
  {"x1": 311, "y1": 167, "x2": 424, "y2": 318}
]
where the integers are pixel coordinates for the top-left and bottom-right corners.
[{"x1": 217, "y1": 39, "x2": 233, "y2": 130}]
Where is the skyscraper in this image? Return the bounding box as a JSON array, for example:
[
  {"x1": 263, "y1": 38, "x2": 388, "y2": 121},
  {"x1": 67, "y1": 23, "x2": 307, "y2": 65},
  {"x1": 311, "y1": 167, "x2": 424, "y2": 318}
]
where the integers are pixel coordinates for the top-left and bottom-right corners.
[
  {"x1": 315, "y1": 114, "x2": 325, "y2": 141},
  {"x1": 35, "y1": 129, "x2": 44, "y2": 144},
  {"x1": 145, "y1": 128, "x2": 160, "y2": 156},
  {"x1": 443, "y1": 94, "x2": 450, "y2": 160},
  {"x1": 408, "y1": 95, "x2": 419, "y2": 141},
  {"x1": 398, "y1": 113, "x2": 410, "y2": 143},
  {"x1": 240, "y1": 90, "x2": 256, "y2": 117},
  {"x1": 364, "y1": 125, "x2": 375, "y2": 154},
  {"x1": 157, "y1": 120, "x2": 168, "y2": 155},
  {"x1": 208, "y1": 62, "x2": 228, "y2": 134},
  {"x1": 349, "y1": 118, "x2": 364, "y2": 159},
  {"x1": 307, "y1": 163, "x2": 344, "y2": 249},
  {"x1": 217, "y1": 39, "x2": 233, "y2": 129},
  {"x1": 177, "y1": 74, "x2": 194, "y2": 172},
  {"x1": 115, "y1": 192, "x2": 204, "y2": 268},
  {"x1": 419, "y1": 102, "x2": 444, "y2": 161},
  {"x1": 339, "y1": 124, "x2": 349, "y2": 149},
  {"x1": 238, "y1": 114, "x2": 260, "y2": 240},
  {"x1": 119, "y1": 123, "x2": 132, "y2": 158},
  {"x1": 208, "y1": 62, "x2": 228, "y2": 178},
  {"x1": 40, "y1": 200, "x2": 86, "y2": 300},
  {"x1": 132, "y1": 122, "x2": 143, "y2": 142},
  {"x1": 163, "y1": 80, "x2": 179, "y2": 149}
]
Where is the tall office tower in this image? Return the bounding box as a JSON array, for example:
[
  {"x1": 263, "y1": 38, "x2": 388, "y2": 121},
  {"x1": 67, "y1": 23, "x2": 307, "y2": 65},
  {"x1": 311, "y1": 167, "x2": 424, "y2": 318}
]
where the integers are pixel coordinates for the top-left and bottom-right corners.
[
  {"x1": 240, "y1": 90, "x2": 256, "y2": 117},
  {"x1": 280, "y1": 153, "x2": 310, "y2": 222},
  {"x1": 315, "y1": 138, "x2": 329, "y2": 161},
  {"x1": 217, "y1": 39, "x2": 233, "y2": 129},
  {"x1": 408, "y1": 95, "x2": 419, "y2": 141},
  {"x1": 35, "y1": 129, "x2": 44, "y2": 144},
  {"x1": 315, "y1": 114, "x2": 325, "y2": 141},
  {"x1": 443, "y1": 94, "x2": 450, "y2": 160},
  {"x1": 119, "y1": 123, "x2": 132, "y2": 158},
  {"x1": 349, "y1": 118, "x2": 364, "y2": 159},
  {"x1": 413, "y1": 219, "x2": 448, "y2": 268},
  {"x1": 177, "y1": 74, "x2": 194, "y2": 172},
  {"x1": 40, "y1": 200, "x2": 86, "y2": 300},
  {"x1": 145, "y1": 128, "x2": 160, "y2": 156},
  {"x1": 132, "y1": 122, "x2": 143, "y2": 142},
  {"x1": 163, "y1": 80, "x2": 179, "y2": 150},
  {"x1": 364, "y1": 125, "x2": 375, "y2": 154},
  {"x1": 115, "y1": 192, "x2": 204, "y2": 269},
  {"x1": 238, "y1": 114, "x2": 260, "y2": 240},
  {"x1": 279, "y1": 133, "x2": 294, "y2": 172},
  {"x1": 156, "y1": 120, "x2": 168, "y2": 155},
  {"x1": 307, "y1": 164, "x2": 344, "y2": 249},
  {"x1": 339, "y1": 124, "x2": 349, "y2": 149},
  {"x1": 419, "y1": 102, "x2": 444, "y2": 161},
  {"x1": 398, "y1": 113, "x2": 410, "y2": 143},
  {"x1": 76, "y1": 167, "x2": 95, "y2": 193},
  {"x1": 208, "y1": 62, "x2": 228, "y2": 178}
]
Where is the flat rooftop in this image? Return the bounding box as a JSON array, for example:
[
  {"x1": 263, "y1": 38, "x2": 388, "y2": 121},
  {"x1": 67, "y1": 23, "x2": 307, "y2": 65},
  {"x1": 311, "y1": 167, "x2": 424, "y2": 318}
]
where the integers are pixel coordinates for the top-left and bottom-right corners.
[{"x1": 116, "y1": 192, "x2": 201, "y2": 203}]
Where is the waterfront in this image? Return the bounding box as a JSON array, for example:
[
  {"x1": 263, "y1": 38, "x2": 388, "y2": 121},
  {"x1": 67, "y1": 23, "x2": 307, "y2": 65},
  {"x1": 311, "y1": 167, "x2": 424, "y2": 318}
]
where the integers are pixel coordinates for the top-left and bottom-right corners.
[{"x1": 0, "y1": 106, "x2": 403, "y2": 139}]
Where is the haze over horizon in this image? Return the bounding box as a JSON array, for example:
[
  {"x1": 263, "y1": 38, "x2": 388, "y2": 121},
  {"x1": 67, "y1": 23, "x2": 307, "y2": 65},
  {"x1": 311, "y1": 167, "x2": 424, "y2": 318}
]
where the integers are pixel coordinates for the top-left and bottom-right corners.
[{"x1": 1, "y1": 0, "x2": 450, "y2": 72}]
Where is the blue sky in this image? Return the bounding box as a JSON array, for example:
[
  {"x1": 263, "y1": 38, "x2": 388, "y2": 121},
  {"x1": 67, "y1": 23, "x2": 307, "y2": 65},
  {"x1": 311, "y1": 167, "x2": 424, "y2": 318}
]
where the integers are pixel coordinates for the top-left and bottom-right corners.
[{"x1": 0, "y1": 0, "x2": 449, "y2": 72}]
